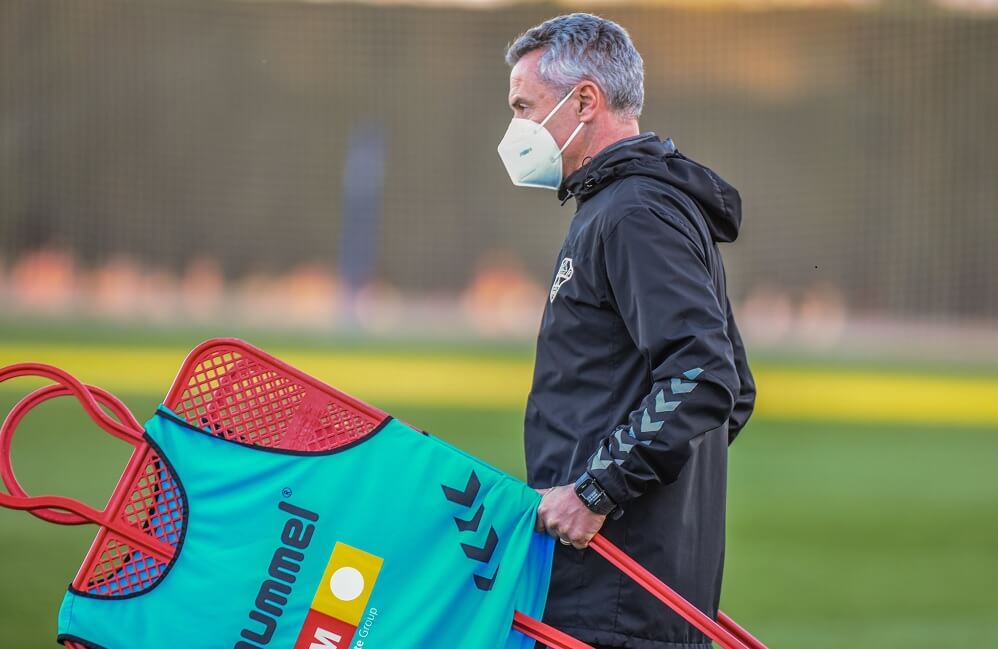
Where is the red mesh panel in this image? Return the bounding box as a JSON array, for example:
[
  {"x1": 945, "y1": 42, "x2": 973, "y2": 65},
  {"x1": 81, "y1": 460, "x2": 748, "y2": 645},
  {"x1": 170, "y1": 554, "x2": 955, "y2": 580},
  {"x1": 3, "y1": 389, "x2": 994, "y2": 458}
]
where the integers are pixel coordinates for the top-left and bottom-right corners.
[
  {"x1": 82, "y1": 534, "x2": 169, "y2": 597},
  {"x1": 118, "y1": 448, "x2": 184, "y2": 548},
  {"x1": 165, "y1": 345, "x2": 381, "y2": 451},
  {"x1": 78, "y1": 447, "x2": 183, "y2": 596},
  {"x1": 297, "y1": 400, "x2": 372, "y2": 451}
]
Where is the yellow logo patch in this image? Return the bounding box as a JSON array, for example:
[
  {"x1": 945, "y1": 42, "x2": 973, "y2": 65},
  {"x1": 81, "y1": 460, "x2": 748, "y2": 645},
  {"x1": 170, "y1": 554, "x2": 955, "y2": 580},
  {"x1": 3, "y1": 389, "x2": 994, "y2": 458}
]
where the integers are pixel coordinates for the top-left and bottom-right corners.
[{"x1": 310, "y1": 542, "x2": 384, "y2": 627}]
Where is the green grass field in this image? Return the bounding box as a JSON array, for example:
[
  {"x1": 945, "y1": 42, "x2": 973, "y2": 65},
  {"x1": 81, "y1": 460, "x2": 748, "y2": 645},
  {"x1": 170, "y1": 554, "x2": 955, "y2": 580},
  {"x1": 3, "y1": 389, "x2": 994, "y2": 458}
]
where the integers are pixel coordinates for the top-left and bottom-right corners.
[{"x1": 0, "y1": 323, "x2": 996, "y2": 648}]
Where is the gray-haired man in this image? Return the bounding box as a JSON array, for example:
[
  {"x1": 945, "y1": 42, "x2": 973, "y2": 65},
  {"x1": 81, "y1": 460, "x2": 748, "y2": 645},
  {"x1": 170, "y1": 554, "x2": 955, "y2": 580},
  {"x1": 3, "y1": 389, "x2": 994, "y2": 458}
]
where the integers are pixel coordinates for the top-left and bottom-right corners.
[{"x1": 498, "y1": 13, "x2": 756, "y2": 649}]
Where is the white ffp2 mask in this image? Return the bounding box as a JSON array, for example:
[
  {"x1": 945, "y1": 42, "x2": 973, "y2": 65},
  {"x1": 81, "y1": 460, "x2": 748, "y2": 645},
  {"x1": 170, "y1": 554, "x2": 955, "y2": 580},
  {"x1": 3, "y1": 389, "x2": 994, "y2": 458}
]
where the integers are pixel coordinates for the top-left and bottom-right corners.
[{"x1": 497, "y1": 88, "x2": 585, "y2": 190}]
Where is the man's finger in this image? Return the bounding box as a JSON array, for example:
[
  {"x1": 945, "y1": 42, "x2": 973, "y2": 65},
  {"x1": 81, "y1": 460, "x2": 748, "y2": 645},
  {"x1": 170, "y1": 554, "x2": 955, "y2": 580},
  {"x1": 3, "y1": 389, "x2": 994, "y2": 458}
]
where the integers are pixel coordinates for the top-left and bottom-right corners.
[
  {"x1": 534, "y1": 504, "x2": 546, "y2": 532},
  {"x1": 535, "y1": 515, "x2": 546, "y2": 533},
  {"x1": 544, "y1": 520, "x2": 565, "y2": 541}
]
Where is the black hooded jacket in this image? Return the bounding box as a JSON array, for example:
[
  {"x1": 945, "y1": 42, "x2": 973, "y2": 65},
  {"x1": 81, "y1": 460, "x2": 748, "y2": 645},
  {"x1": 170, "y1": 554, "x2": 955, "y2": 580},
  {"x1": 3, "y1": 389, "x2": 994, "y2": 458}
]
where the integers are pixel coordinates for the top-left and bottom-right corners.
[{"x1": 525, "y1": 133, "x2": 755, "y2": 649}]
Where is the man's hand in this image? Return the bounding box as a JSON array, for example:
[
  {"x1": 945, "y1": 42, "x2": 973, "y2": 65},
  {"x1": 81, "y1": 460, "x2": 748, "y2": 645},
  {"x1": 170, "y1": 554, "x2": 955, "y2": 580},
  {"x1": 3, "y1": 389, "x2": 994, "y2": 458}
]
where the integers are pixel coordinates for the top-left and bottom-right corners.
[{"x1": 534, "y1": 484, "x2": 606, "y2": 549}]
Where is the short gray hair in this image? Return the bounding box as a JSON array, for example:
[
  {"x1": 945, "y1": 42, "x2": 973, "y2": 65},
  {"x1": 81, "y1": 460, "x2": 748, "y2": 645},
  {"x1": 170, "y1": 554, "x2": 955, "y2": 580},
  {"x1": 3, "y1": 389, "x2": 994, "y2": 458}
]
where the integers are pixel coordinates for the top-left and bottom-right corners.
[{"x1": 505, "y1": 13, "x2": 644, "y2": 119}]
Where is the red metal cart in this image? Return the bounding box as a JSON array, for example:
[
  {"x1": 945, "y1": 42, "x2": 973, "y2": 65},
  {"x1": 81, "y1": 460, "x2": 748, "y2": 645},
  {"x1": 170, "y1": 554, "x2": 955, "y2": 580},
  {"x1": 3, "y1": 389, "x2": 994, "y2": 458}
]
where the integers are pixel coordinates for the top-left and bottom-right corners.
[{"x1": 0, "y1": 338, "x2": 766, "y2": 649}]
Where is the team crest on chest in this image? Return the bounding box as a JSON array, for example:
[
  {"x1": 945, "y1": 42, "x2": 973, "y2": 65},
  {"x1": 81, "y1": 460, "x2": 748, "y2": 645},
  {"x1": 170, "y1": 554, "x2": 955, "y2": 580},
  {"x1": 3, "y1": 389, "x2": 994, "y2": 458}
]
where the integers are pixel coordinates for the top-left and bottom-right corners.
[{"x1": 550, "y1": 258, "x2": 574, "y2": 303}]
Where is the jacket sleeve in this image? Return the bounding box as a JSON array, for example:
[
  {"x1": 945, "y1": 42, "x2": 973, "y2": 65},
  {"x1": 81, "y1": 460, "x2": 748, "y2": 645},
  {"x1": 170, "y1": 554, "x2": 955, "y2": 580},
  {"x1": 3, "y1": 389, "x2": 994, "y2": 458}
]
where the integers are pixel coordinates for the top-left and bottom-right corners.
[
  {"x1": 725, "y1": 297, "x2": 756, "y2": 444},
  {"x1": 583, "y1": 206, "x2": 741, "y2": 506}
]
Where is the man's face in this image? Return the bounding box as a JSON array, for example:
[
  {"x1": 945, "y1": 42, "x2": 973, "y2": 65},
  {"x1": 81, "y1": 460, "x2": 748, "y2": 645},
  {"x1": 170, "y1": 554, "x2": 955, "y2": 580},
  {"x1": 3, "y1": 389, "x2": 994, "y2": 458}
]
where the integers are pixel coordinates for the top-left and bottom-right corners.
[{"x1": 508, "y1": 49, "x2": 579, "y2": 151}]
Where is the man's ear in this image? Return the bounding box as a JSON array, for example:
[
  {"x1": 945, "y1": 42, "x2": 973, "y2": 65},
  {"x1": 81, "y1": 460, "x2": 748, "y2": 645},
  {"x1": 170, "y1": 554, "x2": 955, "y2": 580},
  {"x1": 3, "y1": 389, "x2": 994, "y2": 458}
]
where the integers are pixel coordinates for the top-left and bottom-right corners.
[{"x1": 576, "y1": 81, "x2": 601, "y2": 123}]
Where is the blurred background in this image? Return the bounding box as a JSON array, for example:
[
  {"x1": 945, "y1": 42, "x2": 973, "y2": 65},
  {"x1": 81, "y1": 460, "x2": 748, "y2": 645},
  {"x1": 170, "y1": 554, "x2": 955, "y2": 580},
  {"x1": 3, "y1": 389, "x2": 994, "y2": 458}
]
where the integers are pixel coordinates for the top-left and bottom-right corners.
[{"x1": 1, "y1": 0, "x2": 996, "y2": 647}]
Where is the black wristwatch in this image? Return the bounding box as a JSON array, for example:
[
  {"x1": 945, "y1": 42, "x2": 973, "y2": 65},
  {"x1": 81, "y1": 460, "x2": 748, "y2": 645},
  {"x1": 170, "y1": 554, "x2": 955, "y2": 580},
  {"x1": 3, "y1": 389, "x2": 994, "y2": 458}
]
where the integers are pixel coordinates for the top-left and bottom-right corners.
[{"x1": 574, "y1": 472, "x2": 622, "y2": 519}]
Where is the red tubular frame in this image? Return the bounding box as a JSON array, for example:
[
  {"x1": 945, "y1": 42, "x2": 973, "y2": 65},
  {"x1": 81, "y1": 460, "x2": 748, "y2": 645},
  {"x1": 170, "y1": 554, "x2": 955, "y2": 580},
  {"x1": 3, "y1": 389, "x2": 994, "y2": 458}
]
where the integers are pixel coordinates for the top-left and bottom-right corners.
[
  {"x1": 718, "y1": 611, "x2": 769, "y2": 649},
  {"x1": 0, "y1": 340, "x2": 767, "y2": 649},
  {"x1": 1, "y1": 381, "x2": 142, "y2": 526},
  {"x1": 0, "y1": 365, "x2": 174, "y2": 561},
  {"x1": 589, "y1": 535, "x2": 766, "y2": 649}
]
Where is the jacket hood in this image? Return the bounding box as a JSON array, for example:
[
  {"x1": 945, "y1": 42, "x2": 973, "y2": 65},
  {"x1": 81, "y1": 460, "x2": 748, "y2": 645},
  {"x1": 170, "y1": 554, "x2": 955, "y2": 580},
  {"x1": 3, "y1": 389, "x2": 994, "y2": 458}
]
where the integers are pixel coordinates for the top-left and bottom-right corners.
[{"x1": 558, "y1": 133, "x2": 743, "y2": 243}]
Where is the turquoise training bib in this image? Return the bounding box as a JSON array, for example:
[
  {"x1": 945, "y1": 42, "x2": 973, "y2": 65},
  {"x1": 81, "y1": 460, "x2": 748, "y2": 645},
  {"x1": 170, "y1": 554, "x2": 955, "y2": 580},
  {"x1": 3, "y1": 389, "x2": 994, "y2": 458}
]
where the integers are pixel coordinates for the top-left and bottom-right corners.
[{"x1": 58, "y1": 405, "x2": 554, "y2": 649}]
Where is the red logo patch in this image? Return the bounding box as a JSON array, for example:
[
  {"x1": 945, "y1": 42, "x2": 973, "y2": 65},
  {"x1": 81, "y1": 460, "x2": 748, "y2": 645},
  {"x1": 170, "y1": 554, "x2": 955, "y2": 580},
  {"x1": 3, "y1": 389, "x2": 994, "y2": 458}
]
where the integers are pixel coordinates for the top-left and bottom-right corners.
[{"x1": 293, "y1": 609, "x2": 358, "y2": 649}]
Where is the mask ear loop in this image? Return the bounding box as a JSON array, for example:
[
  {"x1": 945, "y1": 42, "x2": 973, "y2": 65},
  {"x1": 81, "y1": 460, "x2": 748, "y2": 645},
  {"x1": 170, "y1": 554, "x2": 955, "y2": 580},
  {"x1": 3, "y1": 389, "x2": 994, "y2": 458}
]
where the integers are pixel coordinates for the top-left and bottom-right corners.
[
  {"x1": 537, "y1": 87, "x2": 586, "y2": 161},
  {"x1": 555, "y1": 122, "x2": 586, "y2": 160},
  {"x1": 538, "y1": 86, "x2": 579, "y2": 130}
]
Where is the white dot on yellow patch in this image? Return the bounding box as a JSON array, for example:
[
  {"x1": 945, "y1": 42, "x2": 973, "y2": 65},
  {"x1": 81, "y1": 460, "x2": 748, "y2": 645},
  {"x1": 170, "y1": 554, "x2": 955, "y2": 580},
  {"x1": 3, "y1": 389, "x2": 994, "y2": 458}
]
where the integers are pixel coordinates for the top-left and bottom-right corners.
[{"x1": 329, "y1": 566, "x2": 365, "y2": 601}]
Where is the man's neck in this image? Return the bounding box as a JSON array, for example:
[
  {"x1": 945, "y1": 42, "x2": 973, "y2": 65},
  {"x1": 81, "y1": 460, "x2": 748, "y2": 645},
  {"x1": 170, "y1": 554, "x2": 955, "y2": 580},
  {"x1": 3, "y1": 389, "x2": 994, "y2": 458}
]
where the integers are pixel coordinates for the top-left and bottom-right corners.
[{"x1": 565, "y1": 121, "x2": 641, "y2": 178}]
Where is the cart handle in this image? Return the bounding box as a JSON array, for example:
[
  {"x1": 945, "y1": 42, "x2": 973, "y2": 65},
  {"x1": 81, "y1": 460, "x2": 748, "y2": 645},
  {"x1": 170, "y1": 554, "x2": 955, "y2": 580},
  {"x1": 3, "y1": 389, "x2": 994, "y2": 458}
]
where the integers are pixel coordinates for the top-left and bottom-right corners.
[
  {"x1": 0, "y1": 363, "x2": 144, "y2": 526},
  {"x1": 590, "y1": 534, "x2": 766, "y2": 649}
]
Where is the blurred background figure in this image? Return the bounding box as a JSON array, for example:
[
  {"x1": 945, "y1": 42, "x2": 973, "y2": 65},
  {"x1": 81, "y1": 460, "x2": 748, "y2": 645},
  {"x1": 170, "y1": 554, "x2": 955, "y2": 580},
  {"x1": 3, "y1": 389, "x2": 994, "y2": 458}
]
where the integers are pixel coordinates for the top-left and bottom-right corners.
[{"x1": 0, "y1": 1, "x2": 996, "y2": 648}]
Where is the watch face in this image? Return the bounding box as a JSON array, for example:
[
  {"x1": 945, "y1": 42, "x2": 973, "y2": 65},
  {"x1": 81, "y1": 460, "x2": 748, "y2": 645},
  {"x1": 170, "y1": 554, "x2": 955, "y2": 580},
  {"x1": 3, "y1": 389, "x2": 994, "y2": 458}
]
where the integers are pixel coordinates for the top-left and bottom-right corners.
[
  {"x1": 582, "y1": 483, "x2": 602, "y2": 506},
  {"x1": 576, "y1": 474, "x2": 613, "y2": 514},
  {"x1": 575, "y1": 474, "x2": 619, "y2": 517}
]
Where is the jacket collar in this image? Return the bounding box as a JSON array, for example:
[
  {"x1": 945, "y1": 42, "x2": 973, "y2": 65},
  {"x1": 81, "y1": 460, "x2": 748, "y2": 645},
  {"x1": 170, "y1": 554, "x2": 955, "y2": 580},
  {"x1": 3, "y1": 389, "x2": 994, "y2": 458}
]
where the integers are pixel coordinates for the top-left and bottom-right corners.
[{"x1": 557, "y1": 133, "x2": 677, "y2": 206}]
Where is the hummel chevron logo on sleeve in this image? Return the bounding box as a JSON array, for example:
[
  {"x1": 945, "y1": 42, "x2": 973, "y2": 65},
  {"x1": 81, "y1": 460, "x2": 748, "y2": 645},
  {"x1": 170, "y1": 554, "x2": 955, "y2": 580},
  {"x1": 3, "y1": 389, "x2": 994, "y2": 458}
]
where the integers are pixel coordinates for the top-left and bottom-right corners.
[{"x1": 607, "y1": 368, "x2": 707, "y2": 454}]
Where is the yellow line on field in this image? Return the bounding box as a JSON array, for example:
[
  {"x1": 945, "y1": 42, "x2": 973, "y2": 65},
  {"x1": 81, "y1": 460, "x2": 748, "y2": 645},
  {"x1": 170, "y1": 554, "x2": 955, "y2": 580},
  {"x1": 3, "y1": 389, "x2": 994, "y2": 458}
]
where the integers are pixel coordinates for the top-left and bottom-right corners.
[
  {"x1": 0, "y1": 343, "x2": 532, "y2": 409},
  {"x1": 756, "y1": 369, "x2": 998, "y2": 426},
  {"x1": 0, "y1": 343, "x2": 996, "y2": 426}
]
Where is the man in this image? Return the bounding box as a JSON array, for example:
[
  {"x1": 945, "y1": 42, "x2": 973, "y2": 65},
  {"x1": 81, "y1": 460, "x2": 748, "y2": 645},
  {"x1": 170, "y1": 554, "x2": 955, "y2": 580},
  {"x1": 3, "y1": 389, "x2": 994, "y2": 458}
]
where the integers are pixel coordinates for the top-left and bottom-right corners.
[{"x1": 497, "y1": 14, "x2": 756, "y2": 649}]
